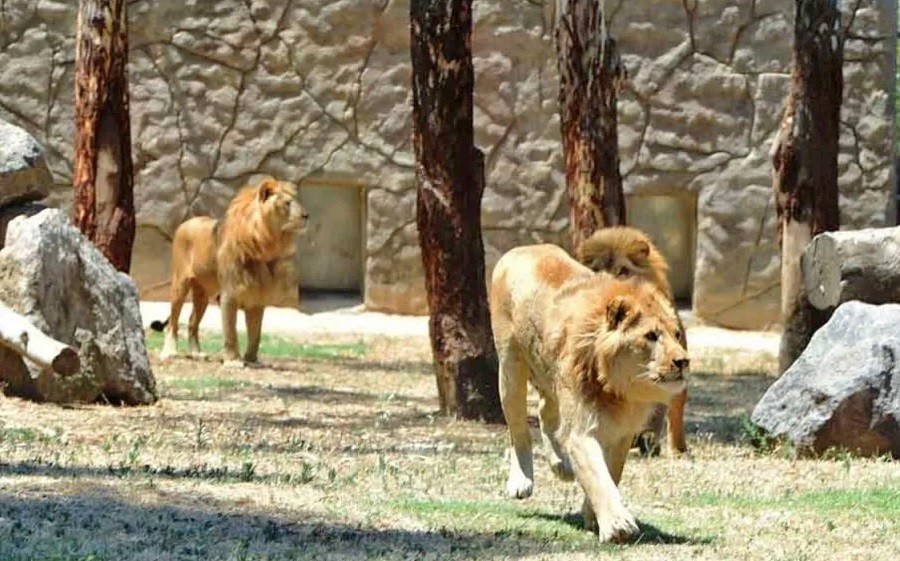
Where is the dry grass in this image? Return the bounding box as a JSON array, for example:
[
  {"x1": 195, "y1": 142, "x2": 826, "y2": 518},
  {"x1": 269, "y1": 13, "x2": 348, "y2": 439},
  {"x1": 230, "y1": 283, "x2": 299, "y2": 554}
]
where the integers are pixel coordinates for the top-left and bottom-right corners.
[{"x1": 1, "y1": 334, "x2": 898, "y2": 560}]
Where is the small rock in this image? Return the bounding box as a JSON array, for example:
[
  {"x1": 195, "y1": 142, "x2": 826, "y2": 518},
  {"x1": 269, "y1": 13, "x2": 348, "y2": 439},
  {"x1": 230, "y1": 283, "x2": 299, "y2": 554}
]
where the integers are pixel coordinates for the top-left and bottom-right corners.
[
  {"x1": 0, "y1": 120, "x2": 52, "y2": 207},
  {"x1": 751, "y1": 301, "x2": 900, "y2": 458},
  {"x1": 0, "y1": 209, "x2": 156, "y2": 405},
  {"x1": 0, "y1": 202, "x2": 47, "y2": 248}
]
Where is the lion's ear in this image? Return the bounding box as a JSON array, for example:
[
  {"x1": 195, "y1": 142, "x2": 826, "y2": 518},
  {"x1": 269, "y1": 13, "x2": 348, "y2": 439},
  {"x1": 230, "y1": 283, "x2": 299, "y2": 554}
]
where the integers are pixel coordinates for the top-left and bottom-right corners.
[
  {"x1": 630, "y1": 239, "x2": 650, "y2": 259},
  {"x1": 257, "y1": 177, "x2": 276, "y2": 201},
  {"x1": 606, "y1": 296, "x2": 631, "y2": 330}
]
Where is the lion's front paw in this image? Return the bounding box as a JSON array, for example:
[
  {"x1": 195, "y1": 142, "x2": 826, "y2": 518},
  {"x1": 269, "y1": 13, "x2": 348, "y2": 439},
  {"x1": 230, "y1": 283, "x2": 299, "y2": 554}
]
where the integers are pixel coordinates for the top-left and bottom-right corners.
[
  {"x1": 159, "y1": 348, "x2": 177, "y2": 361},
  {"x1": 548, "y1": 456, "x2": 574, "y2": 482},
  {"x1": 597, "y1": 509, "x2": 640, "y2": 544},
  {"x1": 505, "y1": 474, "x2": 533, "y2": 499},
  {"x1": 223, "y1": 359, "x2": 246, "y2": 369}
]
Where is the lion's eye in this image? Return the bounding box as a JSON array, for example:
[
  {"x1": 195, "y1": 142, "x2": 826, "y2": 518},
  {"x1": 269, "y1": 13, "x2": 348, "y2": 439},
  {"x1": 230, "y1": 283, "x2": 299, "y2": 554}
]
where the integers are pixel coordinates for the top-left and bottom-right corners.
[{"x1": 645, "y1": 331, "x2": 658, "y2": 342}]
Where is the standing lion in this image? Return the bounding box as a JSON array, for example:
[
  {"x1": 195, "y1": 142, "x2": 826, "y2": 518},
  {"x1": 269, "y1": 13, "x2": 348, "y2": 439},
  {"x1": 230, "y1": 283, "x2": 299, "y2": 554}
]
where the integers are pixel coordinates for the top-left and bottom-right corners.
[
  {"x1": 491, "y1": 244, "x2": 688, "y2": 543},
  {"x1": 151, "y1": 177, "x2": 308, "y2": 365},
  {"x1": 576, "y1": 226, "x2": 688, "y2": 456}
]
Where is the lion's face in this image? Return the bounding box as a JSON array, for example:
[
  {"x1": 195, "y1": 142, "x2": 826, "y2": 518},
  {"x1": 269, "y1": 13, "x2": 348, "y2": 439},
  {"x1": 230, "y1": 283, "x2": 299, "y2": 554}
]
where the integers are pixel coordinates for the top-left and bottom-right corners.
[
  {"x1": 256, "y1": 178, "x2": 309, "y2": 233},
  {"x1": 578, "y1": 228, "x2": 654, "y2": 278},
  {"x1": 571, "y1": 280, "x2": 688, "y2": 403}
]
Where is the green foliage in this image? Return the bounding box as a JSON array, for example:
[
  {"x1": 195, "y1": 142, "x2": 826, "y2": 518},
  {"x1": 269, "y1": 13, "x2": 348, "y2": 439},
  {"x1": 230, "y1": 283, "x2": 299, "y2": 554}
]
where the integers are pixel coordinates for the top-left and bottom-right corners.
[
  {"x1": 739, "y1": 414, "x2": 780, "y2": 453},
  {"x1": 144, "y1": 329, "x2": 367, "y2": 361}
]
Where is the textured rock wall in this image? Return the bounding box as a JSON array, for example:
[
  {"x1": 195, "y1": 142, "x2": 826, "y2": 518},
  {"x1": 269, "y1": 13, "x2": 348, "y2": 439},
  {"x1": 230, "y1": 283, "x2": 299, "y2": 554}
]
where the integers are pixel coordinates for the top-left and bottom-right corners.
[{"x1": 0, "y1": 0, "x2": 895, "y2": 328}]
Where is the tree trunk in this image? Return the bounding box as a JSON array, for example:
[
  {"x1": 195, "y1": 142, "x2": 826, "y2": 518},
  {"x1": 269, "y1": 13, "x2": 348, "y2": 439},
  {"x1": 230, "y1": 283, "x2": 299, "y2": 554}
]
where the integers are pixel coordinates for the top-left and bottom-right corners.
[
  {"x1": 802, "y1": 227, "x2": 900, "y2": 310},
  {"x1": 772, "y1": 0, "x2": 842, "y2": 373},
  {"x1": 72, "y1": 0, "x2": 135, "y2": 273},
  {"x1": 0, "y1": 302, "x2": 81, "y2": 377},
  {"x1": 555, "y1": 0, "x2": 627, "y2": 250},
  {"x1": 410, "y1": 0, "x2": 503, "y2": 423}
]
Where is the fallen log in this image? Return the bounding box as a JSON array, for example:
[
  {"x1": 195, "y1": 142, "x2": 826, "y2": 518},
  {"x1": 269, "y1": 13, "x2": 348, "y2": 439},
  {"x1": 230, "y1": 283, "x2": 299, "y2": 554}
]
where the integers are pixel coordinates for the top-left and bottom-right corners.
[
  {"x1": 0, "y1": 302, "x2": 80, "y2": 376},
  {"x1": 801, "y1": 226, "x2": 900, "y2": 310}
]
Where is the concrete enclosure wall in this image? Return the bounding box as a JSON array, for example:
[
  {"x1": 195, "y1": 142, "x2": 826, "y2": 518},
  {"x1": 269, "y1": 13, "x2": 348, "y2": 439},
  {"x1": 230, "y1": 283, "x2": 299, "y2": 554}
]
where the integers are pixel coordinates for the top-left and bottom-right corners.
[{"x1": 0, "y1": 0, "x2": 895, "y2": 328}]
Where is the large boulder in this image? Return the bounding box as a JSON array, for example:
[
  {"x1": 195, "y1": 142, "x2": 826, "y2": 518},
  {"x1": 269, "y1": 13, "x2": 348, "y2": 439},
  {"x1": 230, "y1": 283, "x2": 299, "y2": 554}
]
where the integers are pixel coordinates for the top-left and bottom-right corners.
[
  {"x1": 0, "y1": 120, "x2": 51, "y2": 208},
  {"x1": 0, "y1": 209, "x2": 156, "y2": 405},
  {"x1": 751, "y1": 301, "x2": 900, "y2": 458}
]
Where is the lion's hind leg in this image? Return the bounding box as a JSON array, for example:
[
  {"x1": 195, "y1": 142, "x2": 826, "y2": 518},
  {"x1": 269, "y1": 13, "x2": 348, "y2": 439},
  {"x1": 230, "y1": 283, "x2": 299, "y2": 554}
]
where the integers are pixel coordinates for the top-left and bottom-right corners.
[
  {"x1": 538, "y1": 394, "x2": 573, "y2": 481},
  {"x1": 499, "y1": 341, "x2": 534, "y2": 499},
  {"x1": 187, "y1": 283, "x2": 209, "y2": 359},
  {"x1": 666, "y1": 387, "x2": 688, "y2": 455},
  {"x1": 161, "y1": 276, "x2": 190, "y2": 360}
]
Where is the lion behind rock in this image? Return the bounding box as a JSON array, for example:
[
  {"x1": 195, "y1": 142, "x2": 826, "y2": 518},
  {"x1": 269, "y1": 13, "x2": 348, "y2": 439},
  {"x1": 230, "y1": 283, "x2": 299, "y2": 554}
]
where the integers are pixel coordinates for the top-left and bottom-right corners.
[
  {"x1": 576, "y1": 226, "x2": 688, "y2": 455},
  {"x1": 156, "y1": 177, "x2": 308, "y2": 365},
  {"x1": 490, "y1": 244, "x2": 689, "y2": 543}
]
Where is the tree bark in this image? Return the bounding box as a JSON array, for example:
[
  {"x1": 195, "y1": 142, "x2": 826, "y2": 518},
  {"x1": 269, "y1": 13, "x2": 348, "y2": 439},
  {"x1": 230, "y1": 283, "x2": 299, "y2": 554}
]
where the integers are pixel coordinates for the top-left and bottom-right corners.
[
  {"x1": 410, "y1": 0, "x2": 503, "y2": 423},
  {"x1": 72, "y1": 0, "x2": 136, "y2": 273},
  {"x1": 555, "y1": 0, "x2": 627, "y2": 250},
  {"x1": 772, "y1": 0, "x2": 842, "y2": 374}
]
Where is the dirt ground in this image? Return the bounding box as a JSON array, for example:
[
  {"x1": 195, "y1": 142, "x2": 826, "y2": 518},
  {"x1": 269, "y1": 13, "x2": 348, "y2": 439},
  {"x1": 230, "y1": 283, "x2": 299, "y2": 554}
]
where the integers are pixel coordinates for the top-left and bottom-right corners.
[{"x1": 0, "y1": 334, "x2": 898, "y2": 561}]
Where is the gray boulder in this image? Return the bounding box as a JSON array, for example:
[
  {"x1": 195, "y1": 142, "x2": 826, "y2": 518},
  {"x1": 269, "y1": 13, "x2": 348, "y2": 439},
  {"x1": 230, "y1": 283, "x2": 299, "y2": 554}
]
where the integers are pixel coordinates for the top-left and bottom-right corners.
[
  {"x1": 0, "y1": 121, "x2": 51, "y2": 207},
  {"x1": 751, "y1": 301, "x2": 900, "y2": 458},
  {"x1": 0, "y1": 209, "x2": 156, "y2": 405}
]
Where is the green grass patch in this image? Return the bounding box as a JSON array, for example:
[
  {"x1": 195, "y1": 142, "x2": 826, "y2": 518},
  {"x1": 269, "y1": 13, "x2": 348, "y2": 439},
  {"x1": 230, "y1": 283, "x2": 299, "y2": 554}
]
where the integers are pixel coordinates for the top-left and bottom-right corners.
[
  {"x1": 0, "y1": 425, "x2": 64, "y2": 445},
  {"x1": 163, "y1": 376, "x2": 251, "y2": 399},
  {"x1": 0, "y1": 426, "x2": 38, "y2": 444},
  {"x1": 687, "y1": 487, "x2": 900, "y2": 517},
  {"x1": 144, "y1": 329, "x2": 367, "y2": 360}
]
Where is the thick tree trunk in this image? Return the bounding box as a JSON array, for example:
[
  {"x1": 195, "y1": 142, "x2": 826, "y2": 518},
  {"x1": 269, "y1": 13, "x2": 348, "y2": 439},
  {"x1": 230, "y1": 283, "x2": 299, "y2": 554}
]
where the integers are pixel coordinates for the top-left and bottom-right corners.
[
  {"x1": 72, "y1": 0, "x2": 135, "y2": 273},
  {"x1": 773, "y1": 0, "x2": 842, "y2": 373},
  {"x1": 555, "y1": 0, "x2": 627, "y2": 250},
  {"x1": 0, "y1": 302, "x2": 80, "y2": 377},
  {"x1": 802, "y1": 227, "x2": 900, "y2": 310},
  {"x1": 410, "y1": 0, "x2": 503, "y2": 423}
]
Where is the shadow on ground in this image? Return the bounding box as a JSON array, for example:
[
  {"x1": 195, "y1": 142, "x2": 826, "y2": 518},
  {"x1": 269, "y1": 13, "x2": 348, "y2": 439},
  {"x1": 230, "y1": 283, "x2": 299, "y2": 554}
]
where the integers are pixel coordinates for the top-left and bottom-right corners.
[
  {"x1": 526, "y1": 511, "x2": 713, "y2": 546},
  {"x1": 0, "y1": 490, "x2": 587, "y2": 560},
  {"x1": 684, "y1": 371, "x2": 776, "y2": 444}
]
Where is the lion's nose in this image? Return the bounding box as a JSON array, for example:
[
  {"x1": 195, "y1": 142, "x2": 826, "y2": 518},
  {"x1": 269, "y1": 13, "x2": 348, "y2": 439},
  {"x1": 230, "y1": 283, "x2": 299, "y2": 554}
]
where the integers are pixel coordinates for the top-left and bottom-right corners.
[{"x1": 673, "y1": 358, "x2": 689, "y2": 371}]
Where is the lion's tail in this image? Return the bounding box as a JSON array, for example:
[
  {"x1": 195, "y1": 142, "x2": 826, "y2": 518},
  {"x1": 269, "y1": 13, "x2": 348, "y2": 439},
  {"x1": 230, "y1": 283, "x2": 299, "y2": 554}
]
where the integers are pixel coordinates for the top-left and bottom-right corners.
[{"x1": 149, "y1": 318, "x2": 169, "y2": 332}]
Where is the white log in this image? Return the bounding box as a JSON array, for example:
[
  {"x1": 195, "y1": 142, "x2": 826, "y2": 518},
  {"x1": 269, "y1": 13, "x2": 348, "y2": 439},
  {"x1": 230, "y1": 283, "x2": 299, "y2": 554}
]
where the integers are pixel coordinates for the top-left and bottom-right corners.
[
  {"x1": 0, "y1": 302, "x2": 80, "y2": 376},
  {"x1": 801, "y1": 226, "x2": 900, "y2": 310}
]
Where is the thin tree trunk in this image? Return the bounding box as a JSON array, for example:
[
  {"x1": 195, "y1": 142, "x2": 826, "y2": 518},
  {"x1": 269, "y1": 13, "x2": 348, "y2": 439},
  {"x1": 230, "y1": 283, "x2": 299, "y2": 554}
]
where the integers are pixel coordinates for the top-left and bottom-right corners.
[
  {"x1": 555, "y1": 0, "x2": 627, "y2": 250},
  {"x1": 773, "y1": 0, "x2": 842, "y2": 373},
  {"x1": 72, "y1": 0, "x2": 135, "y2": 273},
  {"x1": 410, "y1": 0, "x2": 503, "y2": 423}
]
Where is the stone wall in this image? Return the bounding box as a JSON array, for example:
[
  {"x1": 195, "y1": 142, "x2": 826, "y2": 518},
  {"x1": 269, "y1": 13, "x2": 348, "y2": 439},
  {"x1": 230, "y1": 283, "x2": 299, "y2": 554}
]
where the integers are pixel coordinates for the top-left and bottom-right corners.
[{"x1": 0, "y1": 0, "x2": 895, "y2": 329}]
